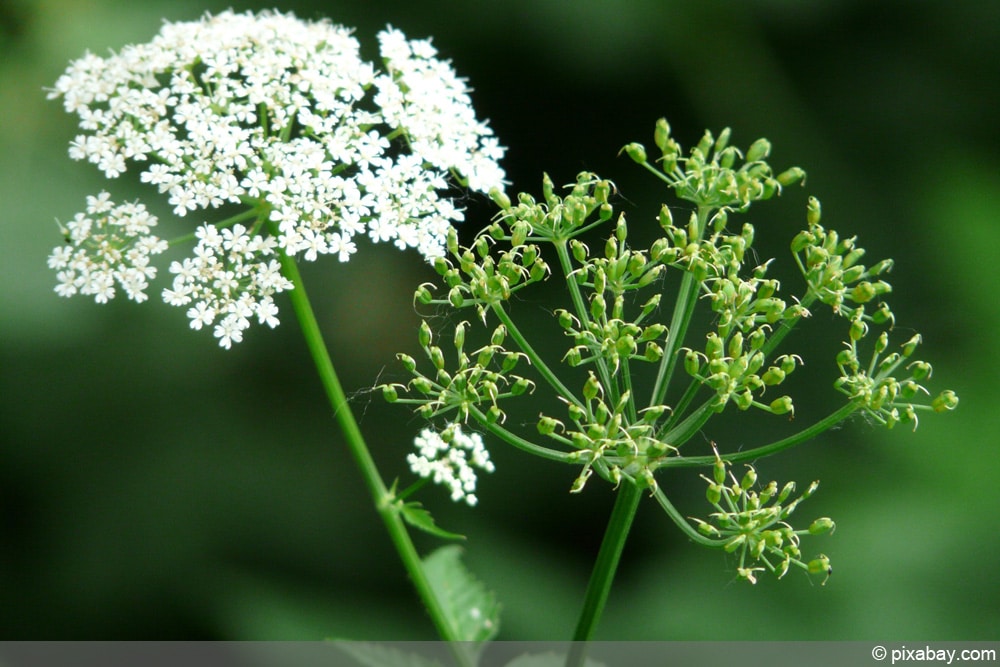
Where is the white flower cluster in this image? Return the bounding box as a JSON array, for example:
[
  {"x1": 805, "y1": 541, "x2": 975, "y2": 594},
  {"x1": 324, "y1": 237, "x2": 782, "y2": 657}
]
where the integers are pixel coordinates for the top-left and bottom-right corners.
[
  {"x1": 48, "y1": 192, "x2": 168, "y2": 304},
  {"x1": 48, "y1": 9, "x2": 505, "y2": 346},
  {"x1": 408, "y1": 424, "x2": 495, "y2": 506}
]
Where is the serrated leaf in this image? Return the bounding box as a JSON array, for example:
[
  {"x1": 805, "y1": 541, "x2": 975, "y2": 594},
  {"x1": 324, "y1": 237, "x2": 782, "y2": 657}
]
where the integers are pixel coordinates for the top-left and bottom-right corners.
[
  {"x1": 400, "y1": 502, "x2": 465, "y2": 541},
  {"x1": 334, "y1": 641, "x2": 444, "y2": 667},
  {"x1": 422, "y1": 545, "x2": 500, "y2": 643}
]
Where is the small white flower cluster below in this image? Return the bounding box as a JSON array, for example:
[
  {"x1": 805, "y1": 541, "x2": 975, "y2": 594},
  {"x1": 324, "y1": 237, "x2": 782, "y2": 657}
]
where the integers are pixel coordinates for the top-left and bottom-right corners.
[
  {"x1": 408, "y1": 424, "x2": 494, "y2": 506},
  {"x1": 48, "y1": 9, "x2": 505, "y2": 347},
  {"x1": 48, "y1": 192, "x2": 168, "y2": 303}
]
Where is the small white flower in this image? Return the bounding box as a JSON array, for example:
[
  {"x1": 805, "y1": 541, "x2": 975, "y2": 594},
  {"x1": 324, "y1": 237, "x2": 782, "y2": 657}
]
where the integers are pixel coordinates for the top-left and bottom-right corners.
[
  {"x1": 408, "y1": 424, "x2": 494, "y2": 506},
  {"x1": 49, "y1": 10, "x2": 505, "y2": 348}
]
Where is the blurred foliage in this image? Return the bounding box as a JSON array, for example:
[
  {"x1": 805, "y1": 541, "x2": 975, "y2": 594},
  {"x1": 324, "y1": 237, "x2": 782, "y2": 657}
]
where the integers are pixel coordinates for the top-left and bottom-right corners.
[{"x1": 1, "y1": 0, "x2": 997, "y2": 640}]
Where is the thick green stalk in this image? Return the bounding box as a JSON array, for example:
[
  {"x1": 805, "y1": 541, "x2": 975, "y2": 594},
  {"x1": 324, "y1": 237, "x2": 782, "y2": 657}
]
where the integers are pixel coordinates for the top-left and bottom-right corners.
[
  {"x1": 570, "y1": 481, "x2": 643, "y2": 644},
  {"x1": 277, "y1": 251, "x2": 469, "y2": 657}
]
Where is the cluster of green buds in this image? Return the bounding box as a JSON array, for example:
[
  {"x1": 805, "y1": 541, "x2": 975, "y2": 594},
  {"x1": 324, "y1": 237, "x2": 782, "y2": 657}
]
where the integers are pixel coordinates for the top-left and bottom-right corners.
[
  {"x1": 693, "y1": 446, "x2": 834, "y2": 584},
  {"x1": 791, "y1": 197, "x2": 959, "y2": 428},
  {"x1": 383, "y1": 119, "x2": 956, "y2": 584}
]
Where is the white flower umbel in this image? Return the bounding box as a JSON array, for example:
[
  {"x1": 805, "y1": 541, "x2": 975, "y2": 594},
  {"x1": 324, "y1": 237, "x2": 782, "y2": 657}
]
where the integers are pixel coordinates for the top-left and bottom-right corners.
[
  {"x1": 408, "y1": 424, "x2": 495, "y2": 506},
  {"x1": 48, "y1": 9, "x2": 505, "y2": 347}
]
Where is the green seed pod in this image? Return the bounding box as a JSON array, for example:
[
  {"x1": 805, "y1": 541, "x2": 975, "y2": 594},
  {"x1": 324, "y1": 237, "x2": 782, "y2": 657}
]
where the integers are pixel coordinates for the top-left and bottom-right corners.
[
  {"x1": 762, "y1": 366, "x2": 786, "y2": 386},
  {"x1": 411, "y1": 377, "x2": 434, "y2": 395},
  {"x1": 806, "y1": 196, "x2": 822, "y2": 225},
  {"x1": 491, "y1": 324, "x2": 507, "y2": 347},
  {"x1": 583, "y1": 373, "x2": 601, "y2": 402},
  {"x1": 381, "y1": 384, "x2": 398, "y2": 403},
  {"x1": 644, "y1": 342, "x2": 664, "y2": 362},
  {"x1": 869, "y1": 258, "x2": 894, "y2": 275},
  {"x1": 397, "y1": 353, "x2": 417, "y2": 373},
  {"x1": 769, "y1": 396, "x2": 794, "y2": 415},
  {"x1": 563, "y1": 346, "x2": 582, "y2": 367},
  {"x1": 706, "y1": 483, "x2": 723, "y2": 505},
  {"x1": 418, "y1": 320, "x2": 433, "y2": 348},
  {"x1": 684, "y1": 349, "x2": 701, "y2": 377},
  {"x1": 780, "y1": 354, "x2": 800, "y2": 375},
  {"x1": 429, "y1": 346, "x2": 445, "y2": 371},
  {"x1": 719, "y1": 146, "x2": 737, "y2": 170},
  {"x1": 807, "y1": 555, "x2": 832, "y2": 577},
  {"x1": 713, "y1": 456, "x2": 727, "y2": 485},
  {"x1": 511, "y1": 377, "x2": 533, "y2": 396},
  {"x1": 745, "y1": 137, "x2": 771, "y2": 163},
  {"x1": 654, "y1": 117, "x2": 672, "y2": 151},
  {"x1": 706, "y1": 332, "x2": 724, "y2": 360},
  {"x1": 658, "y1": 204, "x2": 673, "y2": 232},
  {"x1": 932, "y1": 389, "x2": 959, "y2": 412},
  {"x1": 849, "y1": 318, "x2": 868, "y2": 342},
  {"x1": 871, "y1": 302, "x2": 894, "y2": 326},
  {"x1": 874, "y1": 331, "x2": 890, "y2": 355},
  {"x1": 776, "y1": 166, "x2": 806, "y2": 186},
  {"x1": 637, "y1": 264, "x2": 664, "y2": 288},
  {"x1": 511, "y1": 221, "x2": 529, "y2": 247},
  {"x1": 724, "y1": 534, "x2": 746, "y2": 553},
  {"x1": 728, "y1": 331, "x2": 744, "y2": 359},
  {"x1": 485, "y1": 405, "x2": 503, "y2": 424},
  {"x1": 502, "y1": 352, "x2": 521, "y2": 373},
  {"x1": 590, "y1": 294, "x2": 606, "y2": 320},
  {"x1": 808, "y1": 518, "x2": 836, "y2": 535},
  {"x1": 623, "y1": 142, "x2": 647, "y2": 164},
  {"x1": 415, "y1": 284, "x2": 434, "y2": 305},
  {"x1": 571, "y1": 239, "x2": 588, "y2": 264},
  {"x1": 453, "y1": 321, "x2": 466, "y2": 351},
  {"x1": 537, "y1": 416, "x2": 561, "y2": 435},
  {"x1": 790, "y1": 230, "x2": 814, "y2": 253},
  {"x1": 567, "y1": 402, "x2": 587, "y2": 423},
  {"x1": 909, "y1": 360, "x2": 932, "y2": 381},
  {"x1": 901, "y1": 334, "x2": 922, "y2": 358},
  {"x1": 448, "y1": 286, "x2": 465, "y2": 308},
  {"x1": 733, "y1": 389, "x2": 754, "y2": 411}
]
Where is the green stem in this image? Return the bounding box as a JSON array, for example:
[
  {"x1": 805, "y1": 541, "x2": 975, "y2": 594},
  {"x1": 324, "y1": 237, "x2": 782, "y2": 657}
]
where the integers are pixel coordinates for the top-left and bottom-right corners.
[
  {"x1": 658, "y1": 400, "x2": 860, "y2": 469},
  {"x1": 277, "y1": 250, "x2": 469, "y2": 658},
  {"x1": 491, "y1": 303, "x2": 583, "y2": 409},
  {"x1": 570, "y1": 481, "x2": 643, "y2": 645}
]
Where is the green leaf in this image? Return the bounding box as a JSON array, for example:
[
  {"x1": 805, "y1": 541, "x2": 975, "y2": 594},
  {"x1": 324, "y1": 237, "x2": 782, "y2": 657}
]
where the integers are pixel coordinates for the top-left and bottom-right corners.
[
  {"x1": 334, "y1": 642, "x2": 444, "y2": 667},
  {"x1": 400, "y1": 502, "x2": 465, "y2": 541},
  {"x1": 422, "y1": 545, "x2": 500, "y2": 642}
]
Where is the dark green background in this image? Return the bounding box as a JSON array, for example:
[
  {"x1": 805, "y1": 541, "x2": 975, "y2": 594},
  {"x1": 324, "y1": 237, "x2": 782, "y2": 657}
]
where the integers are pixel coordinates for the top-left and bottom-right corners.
[{"x1": 2, "y1": 0, "x2": 997, "y2": 640}]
